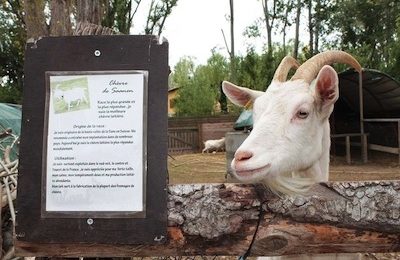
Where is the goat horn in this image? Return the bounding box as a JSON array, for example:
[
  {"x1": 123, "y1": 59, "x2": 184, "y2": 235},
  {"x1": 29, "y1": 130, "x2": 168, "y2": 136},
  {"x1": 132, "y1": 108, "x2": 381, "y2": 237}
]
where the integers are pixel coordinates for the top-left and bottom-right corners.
[
  {"x1": 273, "y1": 56, "x2": 300, "y2": 82},
  {"x1": 291, "y1": 50, "x2": 362, "y2": 83}
]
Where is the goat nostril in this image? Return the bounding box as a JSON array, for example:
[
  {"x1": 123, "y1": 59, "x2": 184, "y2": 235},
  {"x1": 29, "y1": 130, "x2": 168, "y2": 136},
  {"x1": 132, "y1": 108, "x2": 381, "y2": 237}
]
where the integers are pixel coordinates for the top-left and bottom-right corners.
[{"x1": 235, "y1": 151, "x2": 253, "y2": 161}]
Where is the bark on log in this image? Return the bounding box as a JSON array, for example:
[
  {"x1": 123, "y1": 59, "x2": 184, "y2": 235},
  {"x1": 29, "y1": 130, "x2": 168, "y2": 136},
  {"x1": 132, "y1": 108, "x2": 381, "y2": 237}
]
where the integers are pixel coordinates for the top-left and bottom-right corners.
[
  {"x1": 16, "y1": 182, "x2": 400, "y2": 257},
  {"x1": 74, "y1": 22, "x2": 119, "y2": 36}
]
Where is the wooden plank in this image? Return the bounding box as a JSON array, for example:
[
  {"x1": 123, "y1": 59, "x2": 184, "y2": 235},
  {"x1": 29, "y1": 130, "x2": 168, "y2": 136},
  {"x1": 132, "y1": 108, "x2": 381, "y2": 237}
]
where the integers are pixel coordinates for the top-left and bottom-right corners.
[
  {"x1": 168, "y1": 133, "x2": 195, "y2": 147},
  {"x1": 16, "y1": 182, "x2": 400, "y2": 257},
  {"x1": 331, "y1": 133, "x2": 369, "y2": 138},
  {"x1": 364, "y1": 118, "x2": 400, "y2": 122},
  {"x1": 168, "y1": 127, "x2": 199, "y2": 153},
  {"x1": 398, "y1": 121, "x2": 400, "y2": 164},
  {"x1": 168, "y1": 115, "x2": 237, "y2": 128},
  {"x1": 168, "y1": 126, "x2": 198, "y2": 131},
  {"x1": 369, "y1": 143, "x2": 399, "y2": 154},
  {"x1": 201, "y1": 122, "x2": 234, "y2": 142}
]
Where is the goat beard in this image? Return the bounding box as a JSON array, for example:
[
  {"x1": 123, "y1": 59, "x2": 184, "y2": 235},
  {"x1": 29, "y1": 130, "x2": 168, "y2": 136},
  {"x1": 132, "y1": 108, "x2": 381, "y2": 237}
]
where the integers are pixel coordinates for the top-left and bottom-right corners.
[{"x1": 262, "y1": 171, "x2": 319, "y2": 195}]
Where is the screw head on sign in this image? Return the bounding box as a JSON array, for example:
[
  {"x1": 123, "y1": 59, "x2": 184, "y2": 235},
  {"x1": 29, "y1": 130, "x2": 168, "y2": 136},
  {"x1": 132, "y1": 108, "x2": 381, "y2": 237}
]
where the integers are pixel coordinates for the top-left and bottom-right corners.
[
  {"x1": 87, "y1": 218, "x2": 94, "y2": 225},
  {"x1": 94, "y1": 50, "x2": 101, "y2": 57},
  {"x1": 154, "y1": 235, "x2": 165, "y2": 242}
]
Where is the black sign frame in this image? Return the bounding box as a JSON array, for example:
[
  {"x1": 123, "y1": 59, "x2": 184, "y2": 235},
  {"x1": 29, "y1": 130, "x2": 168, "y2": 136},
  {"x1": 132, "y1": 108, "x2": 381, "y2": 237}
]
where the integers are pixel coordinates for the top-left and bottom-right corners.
[{"x1": 16, "y1": 35, "x2": 168, "y2": 244}]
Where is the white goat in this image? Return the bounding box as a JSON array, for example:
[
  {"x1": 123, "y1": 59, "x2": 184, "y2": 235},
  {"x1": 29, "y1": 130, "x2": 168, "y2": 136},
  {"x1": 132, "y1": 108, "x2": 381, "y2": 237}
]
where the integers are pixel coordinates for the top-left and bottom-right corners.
[
  {"x1": 54, "y1": 87, "x2": 88, "y2": 111},
  {"x1": 223, "y1": 51, "x2": 361, "y2": 195},
  {"x1": 202, "y1": 137, "x2": 225, "y2": 153}
]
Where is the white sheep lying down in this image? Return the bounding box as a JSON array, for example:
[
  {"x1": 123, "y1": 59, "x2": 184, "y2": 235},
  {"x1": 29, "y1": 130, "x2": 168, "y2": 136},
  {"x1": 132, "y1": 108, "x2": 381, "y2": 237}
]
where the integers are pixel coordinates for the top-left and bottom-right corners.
[{"x1": 202, "y1": 137, "x2": 225, "y2": 153}]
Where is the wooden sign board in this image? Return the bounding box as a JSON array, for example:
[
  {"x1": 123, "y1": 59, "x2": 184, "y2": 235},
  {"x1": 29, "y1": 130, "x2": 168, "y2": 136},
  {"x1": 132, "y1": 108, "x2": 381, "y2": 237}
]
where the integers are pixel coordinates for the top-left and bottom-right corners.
[{"x1": 16, "y1": 35, "x2": 168, "y2": 246}]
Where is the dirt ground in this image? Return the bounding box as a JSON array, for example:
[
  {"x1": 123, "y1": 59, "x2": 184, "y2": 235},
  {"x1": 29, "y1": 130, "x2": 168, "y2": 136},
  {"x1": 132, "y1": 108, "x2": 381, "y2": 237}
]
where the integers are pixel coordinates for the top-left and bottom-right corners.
[{"x1": 168, "y1": 151, "x2": 400, "y2": 184}]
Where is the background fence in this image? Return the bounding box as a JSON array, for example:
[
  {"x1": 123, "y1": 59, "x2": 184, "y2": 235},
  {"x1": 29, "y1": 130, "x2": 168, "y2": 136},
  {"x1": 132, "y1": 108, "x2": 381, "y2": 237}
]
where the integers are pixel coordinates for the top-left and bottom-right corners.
[{"x1": 168, "y1": 115, "x2": 237, "y2": 154}]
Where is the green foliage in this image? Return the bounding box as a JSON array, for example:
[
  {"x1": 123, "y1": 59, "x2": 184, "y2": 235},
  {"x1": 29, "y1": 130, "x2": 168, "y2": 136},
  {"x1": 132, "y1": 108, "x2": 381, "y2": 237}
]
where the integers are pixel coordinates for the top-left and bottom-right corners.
[
  {"x1": 329, "y1": 0, "x2": 400, "y2": 76},
  {"x1": 170, "y1": 56, "x2": 195, "y2": 89},
  {"x1": 0, "y1": 0, "x2": 179, "y2": 104},
  {"x1": 235, "y1": 45, "x2": 293, "y2": 91},
  {"x1": 103, "y1": 0, "x2": 140, "y2": 34},
  {"x1": 145, "y1": 0, "x2": 178, "y2": 36},
  {"x1": 0, "y1": 0, "x2": 25, "y2": 104},
  {"x1": 172, "y1": 53, "x2": 229, "y2": 116},
  {"x1": 174, "y1": 68, "x2": 217, "y2": 117}
]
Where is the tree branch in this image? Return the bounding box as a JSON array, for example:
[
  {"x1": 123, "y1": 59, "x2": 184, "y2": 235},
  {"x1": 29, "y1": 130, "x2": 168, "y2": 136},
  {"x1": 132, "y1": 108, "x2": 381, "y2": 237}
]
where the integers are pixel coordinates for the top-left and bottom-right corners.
[{"x1": 221, "y1": 29, "x2": 232, "y2": 57}]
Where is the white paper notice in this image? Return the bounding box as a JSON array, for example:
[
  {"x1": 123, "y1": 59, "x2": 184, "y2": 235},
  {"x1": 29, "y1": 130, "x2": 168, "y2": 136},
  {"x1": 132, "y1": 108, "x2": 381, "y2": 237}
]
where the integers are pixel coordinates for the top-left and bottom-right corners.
[{"x1": 46, "y1": 72, "x2": 145, "y2": 212}]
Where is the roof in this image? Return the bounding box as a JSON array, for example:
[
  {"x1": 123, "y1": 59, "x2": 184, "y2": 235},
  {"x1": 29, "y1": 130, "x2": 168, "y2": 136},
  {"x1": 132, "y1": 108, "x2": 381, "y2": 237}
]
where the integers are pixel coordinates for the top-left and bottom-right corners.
[
  {"x1": 337, "y1": 69, "x2": 400, "y2": 118},
  {"x1": 168, "y1": 86, "x2": 179, "y2": 92}
]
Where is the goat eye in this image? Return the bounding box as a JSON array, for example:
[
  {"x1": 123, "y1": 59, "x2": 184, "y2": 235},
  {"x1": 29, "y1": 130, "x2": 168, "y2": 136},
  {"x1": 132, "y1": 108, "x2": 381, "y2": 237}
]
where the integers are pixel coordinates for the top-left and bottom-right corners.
[{"x1": 297, "y1": 110, "x2": 309, "y2": 119}]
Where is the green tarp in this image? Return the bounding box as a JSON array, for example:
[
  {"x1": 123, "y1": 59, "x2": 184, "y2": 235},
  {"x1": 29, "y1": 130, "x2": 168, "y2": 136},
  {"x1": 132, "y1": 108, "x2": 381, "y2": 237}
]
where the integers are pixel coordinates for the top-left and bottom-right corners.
[{"x1": 0, "y1": 103, "x2": 21, "y2": 160}]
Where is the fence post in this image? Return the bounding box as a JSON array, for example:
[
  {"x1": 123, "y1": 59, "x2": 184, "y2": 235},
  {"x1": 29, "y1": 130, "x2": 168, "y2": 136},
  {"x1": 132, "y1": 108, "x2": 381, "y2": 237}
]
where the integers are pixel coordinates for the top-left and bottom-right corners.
[{"x1": 197, "y1": 122, "x2": 203, "y2": 152}]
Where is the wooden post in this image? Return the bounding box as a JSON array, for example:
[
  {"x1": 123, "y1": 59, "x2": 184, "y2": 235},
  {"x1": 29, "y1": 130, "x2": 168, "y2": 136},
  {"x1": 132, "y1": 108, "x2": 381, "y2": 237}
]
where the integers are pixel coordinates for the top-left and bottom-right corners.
[
  {"x1": 362, "y1": 134, "x2": 368, "y2": 163},
  {"x1": 358, "y1": 71, "x2": 368, "y2": 163},
  {"x1": 16, "y1": 182, "x2": 400, "y2": 257},
  {"x1": 0, "y1": 184, "x2": 2, "y2": 259},
  {"x1": 345, "y1": 136, "x2": 351, "y2": 164},
  {"x1": 398, "y1": 120, "x2": 400, "y2": 165},
  {"x1": 197, "y1": 122, "x2": 203, "y2": 152}
]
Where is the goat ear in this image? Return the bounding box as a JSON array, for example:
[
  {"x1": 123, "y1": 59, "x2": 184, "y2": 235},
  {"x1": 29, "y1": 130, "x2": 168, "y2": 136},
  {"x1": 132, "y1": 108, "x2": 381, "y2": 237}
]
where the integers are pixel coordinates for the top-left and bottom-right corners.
[
  {"x1": 222, "y1": 81, "x2": 263, "y2": 107},
  {"x1": 314, "y1": 65, "x2": 339, "y2": 117}
]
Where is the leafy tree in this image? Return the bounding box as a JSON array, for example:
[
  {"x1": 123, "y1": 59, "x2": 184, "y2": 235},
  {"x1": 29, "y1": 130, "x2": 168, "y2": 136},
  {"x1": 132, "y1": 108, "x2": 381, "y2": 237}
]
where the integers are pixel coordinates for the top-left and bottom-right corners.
[
  {"x1": 0, "y1": 0, "x2": 179, "y2": 104},
  {"x1": 145, "y1": 0, "x2": 178, "y2": 36},
  {"x1": 170, "y1": 56, "x2": 195, "y2": 89},
  {"x1": 173, "y1": 53, "x2": 230, "y2": 116},
  {"x1": 174, "y1": 66, "x2": 217, "y2": 116},
  {"x1": 261, "y1": 0, "x2": 285, "y2": 54},
  {"x1": 311, "y1": 0, "x2": 335, "y2": 55},
  {"x1": 329, "y1": 0, "x2": 400, "y2": 72},
  {"x1": 388, "y1": 16, "x2": 400, "y2": 80},
  {"x1": 103, "y1": 0, "x2": 141, "y2": 34},
  {"x1": 0, "y1": 0, "x2": 25, "y2": 103},
  {"x1": 235, "y1": 46, "x2": 290, "y2": 91}
]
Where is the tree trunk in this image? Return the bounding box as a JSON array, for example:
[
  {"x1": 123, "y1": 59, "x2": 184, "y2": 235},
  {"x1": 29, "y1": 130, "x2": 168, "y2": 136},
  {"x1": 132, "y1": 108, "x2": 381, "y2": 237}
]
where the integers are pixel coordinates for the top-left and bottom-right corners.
[
  {"x1": 293, "y1": 0, "x2": 302, "y2": 59},
  {"x1": 308, "y1": 0, "x2": 313, "y2": 56},
  {"x1": 76, "y1": 0, "x2": 104, "y2": 25},
  {"x1": 314, "y1": 0, "x2": 320, "y2": 53},
  {"x1": 229, "y1": 0, "x2": 236, "y2": 81},
  {"x1": 23, "y1": 0, "x2": 48, "y2": 39},
  {"x1": 281, "y1": 0, "x2": 292, "y2": 54},
  {"x1": 262, "y1": 0, "x2": 273, "y2": 53},
  {"x1": 49, "y1": 0, "x2": 73, "y2": 36},
  {"x1": 16, "y1": 182, "x2": 400, "y2": 257}
]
